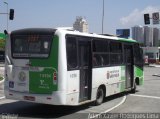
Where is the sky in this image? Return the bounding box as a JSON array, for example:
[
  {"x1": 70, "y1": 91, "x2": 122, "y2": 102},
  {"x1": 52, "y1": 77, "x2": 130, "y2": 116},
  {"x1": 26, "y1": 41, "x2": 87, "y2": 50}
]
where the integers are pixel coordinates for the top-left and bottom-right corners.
[{"x1": 0, "y1": 0, "x2": 160, "y2": 34}]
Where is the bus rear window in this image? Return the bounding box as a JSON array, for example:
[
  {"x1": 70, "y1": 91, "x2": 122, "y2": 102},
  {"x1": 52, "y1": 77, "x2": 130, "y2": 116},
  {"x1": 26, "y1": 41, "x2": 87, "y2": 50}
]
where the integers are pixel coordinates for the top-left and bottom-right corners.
[{"x1": 11, "y1": 35, "x2": 52, "y2": 58}]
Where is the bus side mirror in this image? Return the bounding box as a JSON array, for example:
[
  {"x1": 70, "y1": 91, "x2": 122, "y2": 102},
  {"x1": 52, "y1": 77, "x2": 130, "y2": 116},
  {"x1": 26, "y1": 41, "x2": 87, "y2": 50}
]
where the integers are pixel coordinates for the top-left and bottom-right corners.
[{"x1": 9, "y1": 9, "x2": 14, "y2": 20}]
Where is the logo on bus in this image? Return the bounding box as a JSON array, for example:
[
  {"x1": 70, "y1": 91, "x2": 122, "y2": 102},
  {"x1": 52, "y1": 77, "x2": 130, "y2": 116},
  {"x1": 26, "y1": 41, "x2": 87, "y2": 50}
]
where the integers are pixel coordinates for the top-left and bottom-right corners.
[
  {"x1": 19, "y1": 71, "x2": 26, "y2": 82},
  {"x1": 106, "y1": 70, "x2": 120, "y2": 79}
]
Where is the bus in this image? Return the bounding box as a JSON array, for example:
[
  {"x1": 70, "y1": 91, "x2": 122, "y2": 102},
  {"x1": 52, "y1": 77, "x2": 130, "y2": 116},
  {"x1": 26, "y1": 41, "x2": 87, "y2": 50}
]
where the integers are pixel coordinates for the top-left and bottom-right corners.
[
  {"x1": 0, "y1": 33, "x2": 6, "y2": 61},
  {"x1": 4, "y1": 28, "x2": 144, "y2": 105}
]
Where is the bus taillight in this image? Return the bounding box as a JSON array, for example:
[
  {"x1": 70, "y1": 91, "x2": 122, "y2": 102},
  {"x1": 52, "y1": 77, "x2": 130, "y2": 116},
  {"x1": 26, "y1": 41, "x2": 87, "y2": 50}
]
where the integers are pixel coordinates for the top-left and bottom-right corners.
[
  {"x1": 53, "y1": 72, "x2": 57, "y2": 80},
  {"x1": 53, "y1": 72, "x2": 57, "y2": 85}
]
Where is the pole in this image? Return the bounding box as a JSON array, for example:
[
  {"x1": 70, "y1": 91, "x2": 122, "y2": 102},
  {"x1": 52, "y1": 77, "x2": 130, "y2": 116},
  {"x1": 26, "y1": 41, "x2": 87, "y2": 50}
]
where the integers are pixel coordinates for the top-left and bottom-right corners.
[
  {"x1": 102, "y1": 0, "x2": 104, "y2": 34},
  {"x1": 4, "y1": 2, "x2": 8, "y2": 31}
]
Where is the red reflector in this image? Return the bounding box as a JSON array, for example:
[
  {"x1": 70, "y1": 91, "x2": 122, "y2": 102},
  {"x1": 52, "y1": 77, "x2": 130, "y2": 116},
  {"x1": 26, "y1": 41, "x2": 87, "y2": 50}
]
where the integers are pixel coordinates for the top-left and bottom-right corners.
[
  {"x1": 53, "y1": 72, "x2": 57, "y2": 80},
  {"x1": 47, "y1": 97, "x2": 52, "y2": 100},
  {"x1": 24, "y1": 96, "x2": 35, "y2": 101},
  {"x1": 9, "y1": 93, "x2": 13, "y2": 96}
]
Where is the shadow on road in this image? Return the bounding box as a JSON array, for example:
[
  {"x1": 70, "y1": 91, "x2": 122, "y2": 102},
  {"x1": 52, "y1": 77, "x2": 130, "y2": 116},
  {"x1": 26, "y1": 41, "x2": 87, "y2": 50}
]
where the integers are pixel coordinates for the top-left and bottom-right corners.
[
  {"x1": 0, "y1": 93, "x2": 126, "y2": 118},
  {"x1": 0, "y1": 101, "x2": 90, "y2": 118}
]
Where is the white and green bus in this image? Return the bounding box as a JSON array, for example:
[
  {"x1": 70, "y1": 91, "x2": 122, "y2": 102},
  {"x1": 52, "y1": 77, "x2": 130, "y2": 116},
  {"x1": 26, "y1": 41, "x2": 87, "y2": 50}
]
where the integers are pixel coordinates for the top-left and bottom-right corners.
[{"x1": 4, "y1": 28, "x2": 144, "y2": 105}]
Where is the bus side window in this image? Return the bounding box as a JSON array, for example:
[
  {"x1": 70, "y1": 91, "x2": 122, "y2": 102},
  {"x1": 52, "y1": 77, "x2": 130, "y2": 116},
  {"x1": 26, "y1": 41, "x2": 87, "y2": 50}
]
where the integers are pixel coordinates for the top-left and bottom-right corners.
[
  {"x1": 66, "y1": 37, "x2": 78, "y2": 70},
  {"x1": 110, "y1": 41, "x2": 123, "y2": 65},
  {"x1": 134, "y1": 44, "x2": 143, "y2": 68},
  {"x1": 92, "y1": 39, "x2": 109, "y2": 67},
  {"x1": 93, "y1": 54, "x2": 103, "y2": 66}
]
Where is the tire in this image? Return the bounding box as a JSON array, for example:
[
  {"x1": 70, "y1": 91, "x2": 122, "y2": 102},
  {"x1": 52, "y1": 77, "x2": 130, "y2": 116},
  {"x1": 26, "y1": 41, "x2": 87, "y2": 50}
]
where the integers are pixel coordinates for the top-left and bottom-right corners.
[{"x1": 95, "y1": 87, "x2": 104, "y2": 105}]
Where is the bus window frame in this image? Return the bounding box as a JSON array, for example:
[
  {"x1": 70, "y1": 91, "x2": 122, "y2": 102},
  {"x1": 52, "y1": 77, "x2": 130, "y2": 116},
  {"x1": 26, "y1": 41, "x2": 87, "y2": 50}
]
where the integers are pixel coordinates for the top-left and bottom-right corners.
[
  {"x1": 11, "y1": 34, "x2": 53, "y2": 59},
  {"x1": 110, "y1": 41, "x2": 123, "y2": 66},
  {"x1": 92, "y1": 38, "x2": 110, "y2": 68},
  {"x1": 66, "y1": 35, "x2": 79, "y2": 70},
  {"x1": 66, "y1": 34, "x2": 140, "y2": 70},
  {"x1": 66, "y1": 34, "x2": 93, "y2": 71},
  {"x1": 133, "y1": 43, "x2": 144, "y2": 69}
]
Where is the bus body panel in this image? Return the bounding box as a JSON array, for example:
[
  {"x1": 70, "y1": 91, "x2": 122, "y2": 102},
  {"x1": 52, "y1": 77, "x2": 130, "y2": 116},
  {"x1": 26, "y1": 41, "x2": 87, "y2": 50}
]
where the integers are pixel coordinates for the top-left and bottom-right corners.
[
  {"x1": 67, "y1": 70, "x2": 80, "y2": 93},
  {"x1": 66, "y1": 70, "x2": 80, "y2": 105},
  {"x1": 55, "y1": 30, "x2": 67, "y2": 92},
  {"x1": 4, "y1": 89, "x2": 67, "y2": 105},
  {"x1": 5, "y1": 29, "x2": 67, "y2": 105},
  {"x1": 6, "y1": 35, "x2": 59, "y2": 94},
  {"x1": 92, "y1": 66, "x2": 126, "y2": 97},
  {"x1": 4, "y1": 28, "x2": 144, "y2": 106},
  {"x1": 134, "y1": 66, "x2": 144, "y2": 85}
]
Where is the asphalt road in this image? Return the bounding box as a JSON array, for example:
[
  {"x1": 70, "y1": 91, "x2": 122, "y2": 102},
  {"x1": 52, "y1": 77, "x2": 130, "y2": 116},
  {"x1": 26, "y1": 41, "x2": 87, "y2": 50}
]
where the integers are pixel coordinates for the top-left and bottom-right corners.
[
  {"x1": 0, "y1": 66, "x2": 160, "y2": 119},
  {"x1": 111, "y1": 66, "x2": 160, "y2": 113}
]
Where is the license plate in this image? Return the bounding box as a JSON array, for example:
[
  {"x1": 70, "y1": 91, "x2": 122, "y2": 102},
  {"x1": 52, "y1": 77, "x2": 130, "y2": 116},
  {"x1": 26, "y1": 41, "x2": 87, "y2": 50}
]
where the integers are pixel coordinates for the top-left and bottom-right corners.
[{"x1": 24, "y1": 96, "x2": 35, "y2": 101}]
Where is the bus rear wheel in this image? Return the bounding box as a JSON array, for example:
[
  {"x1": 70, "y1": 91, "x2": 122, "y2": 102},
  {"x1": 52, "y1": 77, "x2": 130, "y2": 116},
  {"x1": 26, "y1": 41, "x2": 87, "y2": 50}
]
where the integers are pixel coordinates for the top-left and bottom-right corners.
[{"x1": 95, "y1": 87, "x2": 104, "y2": 105}]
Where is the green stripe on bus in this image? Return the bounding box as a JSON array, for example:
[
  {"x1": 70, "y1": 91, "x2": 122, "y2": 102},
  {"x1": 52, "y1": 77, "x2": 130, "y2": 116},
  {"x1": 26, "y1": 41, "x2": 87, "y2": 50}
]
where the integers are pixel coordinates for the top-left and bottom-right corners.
[
  {"x1": 29, "y1": 68, "x2": 56, "y2": 94},
  {"x1": 29, "y1": 35, "x2": 59, "y2": 94},
  {"x1": 118, "y1": 38, "x2": 137, "y2": 43},
  {"x1": 134, "y1": 66, "x2": 144, "y2": 85}
]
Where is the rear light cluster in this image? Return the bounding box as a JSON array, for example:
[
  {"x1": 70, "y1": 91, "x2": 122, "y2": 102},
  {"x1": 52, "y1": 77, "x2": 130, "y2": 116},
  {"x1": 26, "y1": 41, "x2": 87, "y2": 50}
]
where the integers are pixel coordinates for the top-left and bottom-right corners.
[{"x1": 53, "y1": 72, "x2": 57, "y2": 85}]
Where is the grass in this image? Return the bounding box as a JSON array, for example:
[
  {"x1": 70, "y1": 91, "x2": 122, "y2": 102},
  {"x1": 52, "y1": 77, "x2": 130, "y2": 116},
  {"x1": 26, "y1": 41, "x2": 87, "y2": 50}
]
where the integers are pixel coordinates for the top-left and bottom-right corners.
[{"x1": 0, "y1": 75, "x2": 3, "y2": 81}]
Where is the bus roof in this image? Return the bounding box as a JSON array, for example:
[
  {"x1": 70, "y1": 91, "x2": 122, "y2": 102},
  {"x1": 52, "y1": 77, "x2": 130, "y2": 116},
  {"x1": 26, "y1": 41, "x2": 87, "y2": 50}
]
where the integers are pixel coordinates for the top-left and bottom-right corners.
[
  {"x1": 11, "y1": 28, "x2": 56, "y2": 35},
  {"x1": 10, "y1": 28, "x2": 137, "y2": 43},
  {"x1": 56, "y1": 28, "x2": 137, "y2": 43}
]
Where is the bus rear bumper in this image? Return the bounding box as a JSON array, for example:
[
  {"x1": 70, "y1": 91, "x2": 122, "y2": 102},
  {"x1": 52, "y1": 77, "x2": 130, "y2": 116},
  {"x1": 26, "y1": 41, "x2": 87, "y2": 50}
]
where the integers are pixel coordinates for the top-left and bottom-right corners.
[{"x1": 4, "y1": 89, "x2": 67, "y2": 105}]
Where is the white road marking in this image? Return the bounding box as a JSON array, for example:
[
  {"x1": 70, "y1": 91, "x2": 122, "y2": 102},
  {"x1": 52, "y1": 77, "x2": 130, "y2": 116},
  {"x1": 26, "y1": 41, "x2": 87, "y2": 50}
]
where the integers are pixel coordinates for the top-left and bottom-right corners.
[
  {"x1": 130, "y1": 94, "x2": 160, "y2": 100},
  {"x1": 89, "y1": 96, "x2": 126, "y2": 119},
  {"x1": 0, "y1": 96, "x2": 5, "y2": 100}
]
